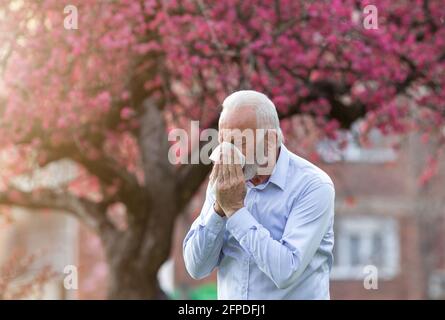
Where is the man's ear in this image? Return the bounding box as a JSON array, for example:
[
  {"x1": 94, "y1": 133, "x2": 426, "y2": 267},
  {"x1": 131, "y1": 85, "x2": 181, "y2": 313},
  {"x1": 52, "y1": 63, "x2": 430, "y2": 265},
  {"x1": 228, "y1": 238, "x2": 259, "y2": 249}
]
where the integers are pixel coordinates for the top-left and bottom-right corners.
[
  {"x1": 265, "y1": 129, "x2": 278, "y2": 156},
  {"x1": 256, "y1": 129, "x2": 278, "y2": 175}
]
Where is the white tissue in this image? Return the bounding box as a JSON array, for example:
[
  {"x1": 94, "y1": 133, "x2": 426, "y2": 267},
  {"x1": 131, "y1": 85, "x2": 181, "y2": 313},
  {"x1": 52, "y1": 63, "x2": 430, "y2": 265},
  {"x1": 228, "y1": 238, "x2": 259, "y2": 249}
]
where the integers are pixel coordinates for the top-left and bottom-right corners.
[
  {"x1": 209, "y1": 141, "x2": 246, "y2": 167},
  {"x1": 209, "y1": 142, "x2": 246, "y2": 195}
]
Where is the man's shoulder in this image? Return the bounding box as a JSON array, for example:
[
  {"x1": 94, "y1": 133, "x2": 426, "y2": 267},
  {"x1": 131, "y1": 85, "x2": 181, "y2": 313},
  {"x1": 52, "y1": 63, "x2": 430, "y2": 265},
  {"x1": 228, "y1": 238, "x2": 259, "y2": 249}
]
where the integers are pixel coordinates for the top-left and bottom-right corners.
[{"x1": 286, "y1": 148, "x2": 334, "y2": 191}]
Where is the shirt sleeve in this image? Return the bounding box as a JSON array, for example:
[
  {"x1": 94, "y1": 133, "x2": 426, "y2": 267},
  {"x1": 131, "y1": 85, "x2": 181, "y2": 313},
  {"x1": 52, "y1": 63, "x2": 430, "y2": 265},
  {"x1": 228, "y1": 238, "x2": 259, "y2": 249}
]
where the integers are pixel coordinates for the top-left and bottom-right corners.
[
  {"x1": 226, "y1": 182, "x2": 335, "y2": 289},
  {"x1": 183, "y1": 182, "x2": 227, "y2": 280}
]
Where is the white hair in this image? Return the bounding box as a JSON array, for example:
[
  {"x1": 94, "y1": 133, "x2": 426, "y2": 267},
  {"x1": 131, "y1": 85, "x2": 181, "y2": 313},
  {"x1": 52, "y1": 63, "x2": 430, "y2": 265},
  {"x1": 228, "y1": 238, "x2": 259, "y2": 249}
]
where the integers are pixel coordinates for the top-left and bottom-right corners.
[{"x1": 220, "y1": 90, "x2": 283, "y2": 145}]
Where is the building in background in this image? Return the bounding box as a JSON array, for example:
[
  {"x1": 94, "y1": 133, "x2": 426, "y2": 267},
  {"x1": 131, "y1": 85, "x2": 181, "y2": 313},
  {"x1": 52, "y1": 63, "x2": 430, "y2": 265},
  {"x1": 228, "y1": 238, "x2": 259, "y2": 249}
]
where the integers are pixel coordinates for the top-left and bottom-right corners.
[{"x1": 0, "y1": 161, "x2": 79, "y2": 299}]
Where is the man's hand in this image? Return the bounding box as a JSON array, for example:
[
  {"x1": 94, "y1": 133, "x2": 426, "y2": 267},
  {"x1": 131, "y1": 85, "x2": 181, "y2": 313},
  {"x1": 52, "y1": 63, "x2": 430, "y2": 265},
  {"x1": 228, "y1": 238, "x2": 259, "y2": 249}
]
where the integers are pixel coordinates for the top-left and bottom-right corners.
[
  {"x1": 213, "y1": 201, "x2": 225, "y2": 217},
  {"x1": 209, "y1": 163, "x2": 226, "y2": 217},
  {"x1": 215, "y1": 158, "x2": 246, "y2": 217}
]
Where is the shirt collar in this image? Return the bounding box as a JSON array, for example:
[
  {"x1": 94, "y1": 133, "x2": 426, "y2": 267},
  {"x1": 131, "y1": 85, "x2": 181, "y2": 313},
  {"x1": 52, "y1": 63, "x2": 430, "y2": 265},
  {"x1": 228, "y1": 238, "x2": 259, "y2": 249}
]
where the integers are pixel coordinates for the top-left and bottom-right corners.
[{"x1": 267, "y1": 144, "x2": 289, "y2": 190}]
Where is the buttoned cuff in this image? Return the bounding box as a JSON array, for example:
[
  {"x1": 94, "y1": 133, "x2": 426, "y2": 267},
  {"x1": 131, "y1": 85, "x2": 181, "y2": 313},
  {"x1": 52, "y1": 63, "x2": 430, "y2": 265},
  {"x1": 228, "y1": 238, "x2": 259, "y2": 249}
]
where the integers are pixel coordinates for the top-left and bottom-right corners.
[
  {"x1": 203, "y1": 206, "x2": 227, "y2": 234},
  {"x1": 226, "y1": 207, "x2": 259, "y2": 241}
]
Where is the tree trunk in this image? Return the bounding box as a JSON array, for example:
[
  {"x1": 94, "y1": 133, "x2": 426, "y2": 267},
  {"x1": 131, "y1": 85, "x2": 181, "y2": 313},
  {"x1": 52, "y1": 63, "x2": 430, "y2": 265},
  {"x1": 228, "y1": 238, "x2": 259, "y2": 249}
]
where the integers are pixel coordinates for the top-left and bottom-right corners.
[
  {"x1": 102, "y1": 203, "x2": 177, "y2": 299},
  {"x1": 107, "y1": 258, "x2": 166, "y2": 299},
  {"x1": 97, "y1": 98, "x2": 208, "y2": 299}
]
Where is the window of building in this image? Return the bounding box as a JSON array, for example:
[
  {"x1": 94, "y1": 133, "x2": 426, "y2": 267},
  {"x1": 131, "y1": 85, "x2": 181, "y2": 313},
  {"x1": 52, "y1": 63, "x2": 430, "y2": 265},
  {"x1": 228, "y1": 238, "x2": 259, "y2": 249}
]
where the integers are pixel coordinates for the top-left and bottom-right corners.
[
  {"x1": 317, "y1": 121, "x2": 398, "y2": 163},
  {"x1": 331, "y1": 216, "x2": 400, "y2": 280}
]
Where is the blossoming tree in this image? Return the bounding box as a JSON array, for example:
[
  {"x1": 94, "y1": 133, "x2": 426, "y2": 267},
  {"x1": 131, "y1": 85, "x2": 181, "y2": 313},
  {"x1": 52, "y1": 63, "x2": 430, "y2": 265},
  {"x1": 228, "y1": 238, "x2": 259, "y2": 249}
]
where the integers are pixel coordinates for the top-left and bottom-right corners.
[{"x1": 0, "y1": 0, "x2": 443, "y2": 298}]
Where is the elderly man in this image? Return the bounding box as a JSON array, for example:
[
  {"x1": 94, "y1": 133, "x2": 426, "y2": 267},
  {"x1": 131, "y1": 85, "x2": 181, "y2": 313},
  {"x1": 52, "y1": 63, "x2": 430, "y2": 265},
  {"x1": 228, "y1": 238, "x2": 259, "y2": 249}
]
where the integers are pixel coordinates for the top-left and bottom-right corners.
[{"x1": 183, "y1": 90, "x2": 335, "y2": 299}]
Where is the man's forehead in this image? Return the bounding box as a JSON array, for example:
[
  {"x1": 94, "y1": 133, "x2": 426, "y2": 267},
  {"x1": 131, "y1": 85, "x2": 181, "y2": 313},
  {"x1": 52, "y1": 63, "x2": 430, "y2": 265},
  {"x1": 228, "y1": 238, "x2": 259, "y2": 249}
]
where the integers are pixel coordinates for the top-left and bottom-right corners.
[
  {"x1": 219, "y1": 128, "x2": 256, "y2": 140},
  {"x1": 219, "y1": 105, "x2": 257, "y2": 129}
]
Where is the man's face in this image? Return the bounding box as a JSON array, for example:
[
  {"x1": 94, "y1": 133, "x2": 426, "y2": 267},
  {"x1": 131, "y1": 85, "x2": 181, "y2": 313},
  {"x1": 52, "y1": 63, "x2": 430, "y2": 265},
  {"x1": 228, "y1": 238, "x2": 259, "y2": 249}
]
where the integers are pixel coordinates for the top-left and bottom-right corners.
[
  {"x1": 218, "y1": 106, "x2": 257, "y2": 161},
  {"x1": 218, "y1": 106, "x2": 278, "y2": 178},
  {"x1": 218, "y1": 106, "x2": 258, "y2": 180}
]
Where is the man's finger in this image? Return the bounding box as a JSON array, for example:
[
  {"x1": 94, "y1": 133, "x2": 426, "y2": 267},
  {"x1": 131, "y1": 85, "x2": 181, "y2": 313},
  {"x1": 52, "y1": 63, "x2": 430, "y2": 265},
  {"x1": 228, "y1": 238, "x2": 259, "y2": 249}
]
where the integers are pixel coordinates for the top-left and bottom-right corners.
[
  {"x1": 228, "y1": 148, "x2": 238, "y2": 181},
  {"x1": 221, "y1": 149, "x2": 231, "y2": 183},
  {"x1": 209, "y1": 164, "x2": 216, "y2": 183},
  {"x1": 209, "y1": 163, "x2": 218, "y2": 183},
  {"x1": 235, "y1": 161, "x2": 244, "y2": 181},
  {"x1": 216, "y1": 162, "x2": 225, "y2": 185},
  {"x1": 222, "y1": 162, "x2": 230, "y2": 183},
  {"x1": 228, "y1": 161, "x2": 238, "y2": 184},
  {"x1": 213, "y1": 163, "x2": 221, "y2": 183}
]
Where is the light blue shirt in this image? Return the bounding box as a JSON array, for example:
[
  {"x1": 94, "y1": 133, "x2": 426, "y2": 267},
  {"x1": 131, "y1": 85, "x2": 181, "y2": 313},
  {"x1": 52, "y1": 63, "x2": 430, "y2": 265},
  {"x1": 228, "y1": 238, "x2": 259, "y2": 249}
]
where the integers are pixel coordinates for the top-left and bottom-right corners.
[{"x1": 183, "y1": 144, "x2": 335, "y2": 299}]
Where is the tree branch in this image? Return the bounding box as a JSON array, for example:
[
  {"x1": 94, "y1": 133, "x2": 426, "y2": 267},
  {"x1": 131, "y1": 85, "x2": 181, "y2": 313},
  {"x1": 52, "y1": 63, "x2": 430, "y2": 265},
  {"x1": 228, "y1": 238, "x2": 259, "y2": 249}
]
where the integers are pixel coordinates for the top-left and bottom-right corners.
[{"x1": 0, "y1": 187, "x2": 112, "y2": 232}]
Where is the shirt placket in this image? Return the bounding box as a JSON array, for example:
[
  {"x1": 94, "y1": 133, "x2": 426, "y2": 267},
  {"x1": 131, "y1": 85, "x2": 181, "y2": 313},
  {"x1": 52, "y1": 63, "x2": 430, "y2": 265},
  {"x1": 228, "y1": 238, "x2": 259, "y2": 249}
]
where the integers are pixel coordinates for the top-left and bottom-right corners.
[{"x1": 242, "y1": 187, "x2": 257, "y2": 299}]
